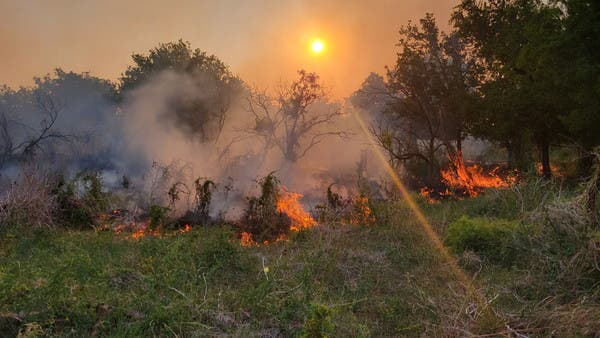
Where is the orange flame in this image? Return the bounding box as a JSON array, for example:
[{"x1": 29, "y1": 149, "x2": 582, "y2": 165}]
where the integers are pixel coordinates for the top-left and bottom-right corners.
[
  {"x1": 536, "y1": 162, "x2": 563, "y2": 177},
  {"x1": 439, "y1": 151, "x2": 516, "y2": 198},
  {"x1": 349, "y1": 195, "x2": 376, "y2": 225},
  {"x1": 277, "y1": 189, "x2": 316, "y2": 232},
  {"x1": 178, "y1": 224, "x2": 192, "y2": 234},
  {"x1": 108, "y1": 220, "x2": 191, "y2": 239},
  {"x1": 240, "y1": 231, "x2": 256, "y2": 247},
  {"x1": 239, "y1": 187, "x2": 316, "y2": 246}
]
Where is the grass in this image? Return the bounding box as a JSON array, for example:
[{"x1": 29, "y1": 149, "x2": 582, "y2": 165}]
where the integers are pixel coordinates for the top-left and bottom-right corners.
[{"x1": 1, "y1": 189, "x2": 599, "y2": 337}]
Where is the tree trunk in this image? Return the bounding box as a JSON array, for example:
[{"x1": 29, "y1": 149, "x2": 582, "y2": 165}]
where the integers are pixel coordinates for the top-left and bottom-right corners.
[
  {"x1": 507, "y1": 136, "x2": 528, "y2": 171},
  {"x1": 576, "y1": 148, "x2": 595, "y2": 178},
  {"x1": 538, "y1": 138, "x2": 552, "y2": 179}
]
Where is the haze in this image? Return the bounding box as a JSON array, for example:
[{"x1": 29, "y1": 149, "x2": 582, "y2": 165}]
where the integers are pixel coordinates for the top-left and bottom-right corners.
[{"x1": 0, "y1": 0, "x2": 456, "y2": 96}]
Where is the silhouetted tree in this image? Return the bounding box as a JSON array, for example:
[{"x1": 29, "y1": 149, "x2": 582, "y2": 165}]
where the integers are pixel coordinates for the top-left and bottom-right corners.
[
  {"x1": 453, "y1": 0, "x2": 568, "y2": 177},
  {"x1": 356, "y1": 14, "x2": 479, "y2": 186},
  {"x1": 0, "y1": 69, "x2": 117, "y2": 170},
  {"x1": 555, "y1": 0, "x2": 600, "y2": 174},
  {"x1": 244, "y1": 70, "x2": 345, "y2": 163},
  {"x1": 119, "y1": 40, "x2": 244, "y2": 142}
]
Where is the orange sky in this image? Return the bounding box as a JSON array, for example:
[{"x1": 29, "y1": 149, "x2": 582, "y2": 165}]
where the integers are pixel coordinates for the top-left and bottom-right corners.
[{"x1": 0, "y1": 0, "x2": 457, "y2": 97}]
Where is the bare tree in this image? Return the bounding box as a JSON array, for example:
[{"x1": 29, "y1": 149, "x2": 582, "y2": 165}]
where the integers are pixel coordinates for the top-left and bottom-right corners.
[
  {"x1": 0, "y1": 91, "x2": 70, "y2": 170},
  {"x1": 0, "y1": 111, "x2": 13, "y2": 169},
  {"x1": 244, "y1": 70, "x2": 346, "y2": 163}
]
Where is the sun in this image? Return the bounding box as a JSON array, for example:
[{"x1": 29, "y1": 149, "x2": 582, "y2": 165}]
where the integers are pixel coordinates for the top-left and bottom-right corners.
[{"x1": 311, "y1": 39, "x2": 325, "y2": 54}]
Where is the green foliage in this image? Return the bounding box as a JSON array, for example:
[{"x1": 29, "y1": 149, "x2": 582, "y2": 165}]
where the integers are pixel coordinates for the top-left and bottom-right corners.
[
  {"x1": 167, "y1": 181, "x2": 188, "y2": 209},
  {"x1": 52, "y1": 175, "x2": 91, "y2": 228},
  {"x1": 2, "y1": 194, "x2": 598, "y2": 336},
  {"x1": 118, "y1": 40, "x2": 244, "y2": 142},
  {"x1": 242, "y1": 172, "x2": 290, "y2": 242},
  {"x1": 195, "y1": 228, "x2": 242, "y2": 273},
  {"x1": 301, "y1": 304, "x2": 334, "y2": 338},
  {"x1": 148, "y1": 205, "x2": 169, "y2": 230},
  {"x1": 446, "y1": 216, "x2": 525, "y2": 264},
  {"x1": 369, "y1": 13, "x2": 479, "y2": 187},
  {"x1": 452, "y1": 0, "x2": 597, "y2": 175},
  {"x1": 51, "y1": 172, "x2": 112, "y2": 229},
  {"x1": 80, "y1": 172, "x2": 111, "y2": 213}
]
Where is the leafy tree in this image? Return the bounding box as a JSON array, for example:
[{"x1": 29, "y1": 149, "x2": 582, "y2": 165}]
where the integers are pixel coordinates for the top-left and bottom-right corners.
[
  {"x1": 555, "y1": 0, "x2": 600, "y2": 173},
  {"x1": 119, "y1": 40, "x2": 244, "y2": 142},
  {"x1": 453, "y1": 0, "x2": 569, "y2": 177},
  {"x1": 356, "y1": 14, "x2": 479, "y2": 186}
]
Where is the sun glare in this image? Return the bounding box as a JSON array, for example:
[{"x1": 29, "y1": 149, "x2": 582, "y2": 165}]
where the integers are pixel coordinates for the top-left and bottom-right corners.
[{"x1": 311, "y1": 39, "x2": 325, "y2": 54}]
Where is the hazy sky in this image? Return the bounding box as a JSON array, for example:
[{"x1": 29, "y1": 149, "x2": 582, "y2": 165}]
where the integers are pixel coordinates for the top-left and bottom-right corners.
[{"x1": 0, "y1": 0, "x2": 457, "y2": 96}]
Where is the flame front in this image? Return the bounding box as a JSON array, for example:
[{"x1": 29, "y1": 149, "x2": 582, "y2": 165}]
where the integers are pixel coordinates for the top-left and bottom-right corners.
[
  {"x1": 107, "y1": 216, "x2": 191, "y2": 239},
  {"x1": 277, "y1": 189, "x2": 316, "y2": 231},
  {"x1": 349, "y1": 195, "x2": 376, "y2": 225},
  {"x1": 434, "y1": 151, "x2": 517, "y2": 198}
]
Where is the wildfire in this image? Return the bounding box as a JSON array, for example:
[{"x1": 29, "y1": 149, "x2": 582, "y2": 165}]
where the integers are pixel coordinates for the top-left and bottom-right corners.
[
  {"x1": 239, "y1": 188, "x2": 317, "y2": 246},
  {"x1": 422, "y1": 152, "x2": 517, "y2": 200},
  {"x1": 277, "y1": 189, "x2": 317, "y2": 231},
  {"x1": 536, "y1": 162, "x2": 564, "y2": 177},
  {"x1": 240, "y1": 231, "x2": 287, "y2": 247},
  {"x1": 240, "y1": 231, "x2": 255, "y2": 247},
  {"x1": 349, "y1": 195, "x2": 376, "y2": 225},
  {"x1": 105, "y1": 212, "x2": 192, "y2": 239}
]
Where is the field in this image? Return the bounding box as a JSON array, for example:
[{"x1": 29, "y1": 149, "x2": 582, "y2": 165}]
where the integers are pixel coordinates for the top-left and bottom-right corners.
[{"x1": 2, "y1": 181, "x2": 599, "y2": 337}]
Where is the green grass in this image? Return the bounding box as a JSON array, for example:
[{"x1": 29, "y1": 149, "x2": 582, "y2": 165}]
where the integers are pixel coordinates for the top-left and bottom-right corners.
[{"x1": 1, "y1": 195, "x2": 599, "y2": 337}]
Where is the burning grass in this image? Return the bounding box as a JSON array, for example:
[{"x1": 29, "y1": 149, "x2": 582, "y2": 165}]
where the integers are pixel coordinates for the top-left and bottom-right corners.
[
  {"x1": 420, "y1": 152, "x2": 518, "y2": 202},
  {"x1": 239, "y1": 187, "x2": 316, "y2": 247},
  {"x1": 276, "y1": 189, "x2": 316, "y2": 232}
]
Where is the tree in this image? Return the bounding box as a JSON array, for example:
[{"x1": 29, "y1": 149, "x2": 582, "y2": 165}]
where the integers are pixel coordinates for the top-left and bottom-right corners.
[
  {"x1": 453, "y1": 0, "x2": 569, "y2": 177},
  {"x1": 358, "y1": 14, "x2": 479, "y2": 186},
  {"x1": 119, "y1": 40, "x2": 244, "y2": 142},
  {"x1": 244, "y1": 70, "x2": 345, "y2": 163},
  {"x1": 555, "y1": 0, "x2": 600, "y2": 174},
  {"x1": 0, "y1": 69, "x2": 117, "y2": 170}
]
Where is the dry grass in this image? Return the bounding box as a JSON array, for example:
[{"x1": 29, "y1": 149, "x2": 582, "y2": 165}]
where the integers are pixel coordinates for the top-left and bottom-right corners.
[{"x1": 0, "y1": 169, "x2": 56, "y2": 229}]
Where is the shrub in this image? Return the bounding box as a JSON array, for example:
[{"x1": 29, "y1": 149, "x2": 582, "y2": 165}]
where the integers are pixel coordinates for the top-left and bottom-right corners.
[
  {"x1": 51, "y1": 172, "x2": 113, "y2": 229},
  {"x1": 80, "y1": 172, "x2": 112, "y2": 213},
  {"x1": 0, "y1": 171, "x2": 56, "y2": 229},
  {"x1": 148, "y1": 205, "x2": 170, "y2": 230},
  {"x1": 241, "y1": 173, "x2": 290, "y2": 242},
  {"x1": 446, "y1": 216, "x2": 526, "y2": 265}
]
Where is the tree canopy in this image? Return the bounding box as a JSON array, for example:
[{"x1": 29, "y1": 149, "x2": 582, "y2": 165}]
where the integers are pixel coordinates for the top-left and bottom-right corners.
[{"x1": 119, "y1": 40, "x2": 244, "y2": 142}]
